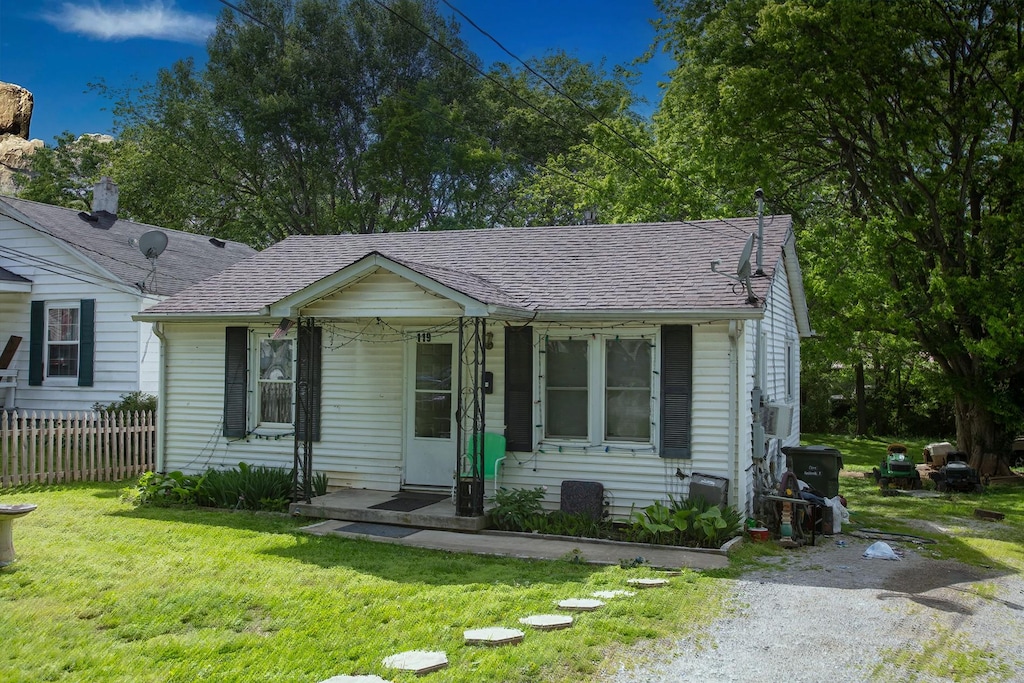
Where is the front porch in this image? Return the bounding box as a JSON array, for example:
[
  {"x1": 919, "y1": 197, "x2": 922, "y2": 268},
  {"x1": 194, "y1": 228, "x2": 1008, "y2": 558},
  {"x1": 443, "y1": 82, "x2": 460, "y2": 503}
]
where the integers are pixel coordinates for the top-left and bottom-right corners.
[{"x1": 290, "y1": 488, "x2": 490, "y2": 532}]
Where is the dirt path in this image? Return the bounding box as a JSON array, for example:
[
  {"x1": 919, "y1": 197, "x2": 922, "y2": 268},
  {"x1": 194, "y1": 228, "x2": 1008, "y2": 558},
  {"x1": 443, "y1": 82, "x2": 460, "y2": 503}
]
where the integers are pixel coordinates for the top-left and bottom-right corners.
[{"x1": 604, "y1": 534, "x2": 1024, "y2": 682}]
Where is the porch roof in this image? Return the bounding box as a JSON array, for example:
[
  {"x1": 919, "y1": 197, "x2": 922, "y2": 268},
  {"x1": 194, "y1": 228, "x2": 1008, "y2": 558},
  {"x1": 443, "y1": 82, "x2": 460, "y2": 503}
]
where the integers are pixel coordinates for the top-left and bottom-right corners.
[{"x1": 138, "y1": 215, "x2": 798, "y2": 320}]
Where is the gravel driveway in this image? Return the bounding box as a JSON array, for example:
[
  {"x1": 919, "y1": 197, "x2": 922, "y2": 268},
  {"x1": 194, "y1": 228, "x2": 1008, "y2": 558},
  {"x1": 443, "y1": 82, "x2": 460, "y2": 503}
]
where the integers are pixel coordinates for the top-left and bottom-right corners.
[{"x1": 605, "y1": 533, "x2": 1024, "y2": 682}]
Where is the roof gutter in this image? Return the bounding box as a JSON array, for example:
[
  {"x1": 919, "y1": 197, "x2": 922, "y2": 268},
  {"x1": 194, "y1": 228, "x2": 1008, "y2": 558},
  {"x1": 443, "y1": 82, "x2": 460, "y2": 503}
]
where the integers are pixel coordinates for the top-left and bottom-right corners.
[
  {"x1": 133, "y1": 309, "x2": 271, "y2": 323},
  {"x1": 530, "y1": 308, "x2": 765, "y2": 323}
]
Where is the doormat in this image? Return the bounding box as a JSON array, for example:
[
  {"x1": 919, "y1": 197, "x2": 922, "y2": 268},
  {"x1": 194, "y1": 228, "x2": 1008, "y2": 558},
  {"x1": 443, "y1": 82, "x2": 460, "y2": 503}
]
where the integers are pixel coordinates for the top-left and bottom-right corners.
[
  {"x1": 334, "y1": 522, "x2": 421, "y2": 539},
  {"x1": 369, "y1": 493, "x2": 448, "y2": 512}
]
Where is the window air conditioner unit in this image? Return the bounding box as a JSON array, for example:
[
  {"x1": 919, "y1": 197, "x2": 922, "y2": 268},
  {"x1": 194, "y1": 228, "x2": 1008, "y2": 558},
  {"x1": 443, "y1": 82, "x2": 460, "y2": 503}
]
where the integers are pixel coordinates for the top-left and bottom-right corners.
[{"x1": 763, "y1": 403, "x2": 793, "y2": 439}]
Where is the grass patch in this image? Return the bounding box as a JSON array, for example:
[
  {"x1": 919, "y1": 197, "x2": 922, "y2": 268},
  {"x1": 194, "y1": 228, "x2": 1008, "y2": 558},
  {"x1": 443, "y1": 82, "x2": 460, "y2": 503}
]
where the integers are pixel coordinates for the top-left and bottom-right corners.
[
  {"x1": 805, "y1": 433, "x2": 1024, "y2": 571},
  {"x1": 0, "y1": 483, "x2": 726, "y2": 683},
  {"x1": 872, "y1": 625, "x2": 1015, "y2": 682}
]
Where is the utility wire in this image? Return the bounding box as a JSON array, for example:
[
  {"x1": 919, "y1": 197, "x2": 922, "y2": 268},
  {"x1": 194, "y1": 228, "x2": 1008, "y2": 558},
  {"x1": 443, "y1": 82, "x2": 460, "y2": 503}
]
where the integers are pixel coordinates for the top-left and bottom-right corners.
[
  {"x1": 215, "y1": 0, "x2": 758, "y2": 242},
  {"x1": 440, "y1": 0, "x2": 756, "y2": 236},
  {"x1": 367, "y1": 0, "x2": 651, "y2": 182}
]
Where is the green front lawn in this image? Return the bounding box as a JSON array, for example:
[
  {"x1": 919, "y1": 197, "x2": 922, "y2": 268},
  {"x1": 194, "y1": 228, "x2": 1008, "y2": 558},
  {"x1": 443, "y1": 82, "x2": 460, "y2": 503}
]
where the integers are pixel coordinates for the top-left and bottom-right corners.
[{"x1": 0, "y1": 483, "x2": 725, "y2": 683}]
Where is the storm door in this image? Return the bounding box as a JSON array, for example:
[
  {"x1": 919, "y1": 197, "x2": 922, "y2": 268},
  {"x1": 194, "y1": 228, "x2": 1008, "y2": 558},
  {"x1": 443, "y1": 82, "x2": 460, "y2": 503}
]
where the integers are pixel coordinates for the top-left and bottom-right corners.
[{"x1": 405, "y1": 337, "x2": 456, "y2": 487}]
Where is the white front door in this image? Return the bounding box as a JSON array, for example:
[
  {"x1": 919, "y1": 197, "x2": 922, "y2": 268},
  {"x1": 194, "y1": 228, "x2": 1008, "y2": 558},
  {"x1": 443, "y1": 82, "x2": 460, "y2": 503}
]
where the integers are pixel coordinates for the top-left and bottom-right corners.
[{"x1": 405, "y1": 337, "x2": 457, "y2": 487}]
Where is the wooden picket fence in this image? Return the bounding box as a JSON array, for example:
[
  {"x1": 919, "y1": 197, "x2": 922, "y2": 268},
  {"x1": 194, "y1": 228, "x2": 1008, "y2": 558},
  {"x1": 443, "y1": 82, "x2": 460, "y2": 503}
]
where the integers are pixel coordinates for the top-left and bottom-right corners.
[{"x1": 0, "y1": 410, "x2": 156, "y2": 488}]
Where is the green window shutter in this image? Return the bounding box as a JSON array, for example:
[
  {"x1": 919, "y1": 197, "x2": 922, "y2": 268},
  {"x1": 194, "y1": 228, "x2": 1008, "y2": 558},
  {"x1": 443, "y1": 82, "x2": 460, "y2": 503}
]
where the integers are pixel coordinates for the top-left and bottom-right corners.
[
  {"x1": 504, "y1": 326, "x2": 533, "y2": 452},
  {"x1": 29, "y1": 300, "x2": 44, "y2": 386},
  {"x1": 660, "y1": 325, "x2": 693, "y2": 459},
  {"x1": 223, "y1": 327, "x2": 248, "y2": 438},
  {"x1": 77, "y1": 299, "x2": 95, "y2": 387},
  {"x1": 296, "y1": 324, "x2": 322, "y2": 442}
]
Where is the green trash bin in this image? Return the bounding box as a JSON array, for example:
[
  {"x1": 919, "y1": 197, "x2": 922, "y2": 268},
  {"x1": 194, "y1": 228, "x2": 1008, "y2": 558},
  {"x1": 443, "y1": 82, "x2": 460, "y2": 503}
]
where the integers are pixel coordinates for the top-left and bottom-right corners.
[{"x1": 782, "y1": 445, "x2": 843, "y2": 498}]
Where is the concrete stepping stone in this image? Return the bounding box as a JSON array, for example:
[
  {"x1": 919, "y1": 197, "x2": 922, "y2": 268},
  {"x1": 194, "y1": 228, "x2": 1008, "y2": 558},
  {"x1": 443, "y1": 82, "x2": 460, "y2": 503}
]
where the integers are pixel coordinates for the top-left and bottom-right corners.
[
  {"x1": 627, "y1": 578, "x2": 670, "y2": 588},
  {"x1": 319, "y1": 676, "x2": 393, "y2": 683},
  {"x1": 591, "y1": 590, "x2": 636, "y2": 599},
  {"x1": 557, "y1": 598, "x2": 605, "y2": 611},
  {"x1": 519, "y1": 614, "x2": 574, "y2": 631},
  {"x1": 381, "y1": 650, "x2": 447, "y2": 675},
  {"x1": 464, "y1": 626, "x2": 525, "y2": 646}
]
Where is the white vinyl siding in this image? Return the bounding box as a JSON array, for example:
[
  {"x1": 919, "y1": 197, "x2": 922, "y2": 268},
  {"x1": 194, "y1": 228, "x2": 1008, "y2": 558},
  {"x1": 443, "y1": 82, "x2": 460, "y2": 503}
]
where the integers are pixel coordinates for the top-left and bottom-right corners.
[
  {"x1": 0, "y1": 214, "x2": 151, "y2": 411},
  {"x1": 495, "y1": 322, "x2": 732, "y2": 516},
  {"x1": 302, "y1": 270, "x2": 464, "y2": 318},
  {"x1": 161, "y1": 321, "x2": 406, "y2": 491}
]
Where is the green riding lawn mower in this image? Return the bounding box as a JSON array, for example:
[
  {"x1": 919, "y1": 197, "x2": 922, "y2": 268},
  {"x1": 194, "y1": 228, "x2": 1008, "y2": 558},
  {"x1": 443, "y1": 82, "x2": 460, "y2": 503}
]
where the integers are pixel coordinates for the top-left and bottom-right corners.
[{"x1": 872, "y1": 443, "x2": 922, "y2": 490}]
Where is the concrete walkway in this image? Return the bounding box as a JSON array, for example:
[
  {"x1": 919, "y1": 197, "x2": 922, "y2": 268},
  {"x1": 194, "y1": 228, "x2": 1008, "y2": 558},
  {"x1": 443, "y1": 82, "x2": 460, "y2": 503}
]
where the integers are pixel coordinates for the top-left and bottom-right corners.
[{"x1": 300, "y1": 520, "x2": 731, "y2": 571}]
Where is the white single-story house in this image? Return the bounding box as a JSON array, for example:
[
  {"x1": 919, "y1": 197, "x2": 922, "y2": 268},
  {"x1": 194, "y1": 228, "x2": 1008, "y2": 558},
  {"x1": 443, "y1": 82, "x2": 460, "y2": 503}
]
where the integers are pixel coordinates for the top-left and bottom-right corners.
[
  {"x1": 136, "y1": 214, "x2": 810, "y2": 517},
  {"x1": 0, "y1": 180, "x2": 255, "y2": 412}
]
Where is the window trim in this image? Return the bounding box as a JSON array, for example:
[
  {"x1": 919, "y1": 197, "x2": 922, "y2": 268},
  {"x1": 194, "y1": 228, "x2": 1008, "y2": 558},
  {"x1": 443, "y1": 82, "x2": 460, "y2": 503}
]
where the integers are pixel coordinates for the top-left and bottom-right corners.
[
  {"x1": 251, "y1": 330, "x2": 297, "y2": 433},
  {"x1": 44, "y1": 300, "x2": 81, "y2": 383},
  {"x1": 541, "y1": 330, "x2": 657, "y2": 448}
]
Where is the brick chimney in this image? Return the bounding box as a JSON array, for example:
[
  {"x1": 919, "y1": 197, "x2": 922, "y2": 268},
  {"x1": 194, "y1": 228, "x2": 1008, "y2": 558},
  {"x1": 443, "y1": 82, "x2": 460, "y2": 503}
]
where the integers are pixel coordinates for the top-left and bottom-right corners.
[{"x1": 92, "y1": 176, "x2": 119, "y2": 215}]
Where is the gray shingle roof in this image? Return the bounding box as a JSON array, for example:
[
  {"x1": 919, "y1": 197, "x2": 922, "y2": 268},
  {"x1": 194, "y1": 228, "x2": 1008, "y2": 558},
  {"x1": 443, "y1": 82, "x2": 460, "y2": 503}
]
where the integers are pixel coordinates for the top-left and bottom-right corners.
[
  {"x1": 141, "y1": 215, "x2": 794, "y2": 316},
  {"x1": 0, "y1": 196, "x2": 256, "y2": 297}
]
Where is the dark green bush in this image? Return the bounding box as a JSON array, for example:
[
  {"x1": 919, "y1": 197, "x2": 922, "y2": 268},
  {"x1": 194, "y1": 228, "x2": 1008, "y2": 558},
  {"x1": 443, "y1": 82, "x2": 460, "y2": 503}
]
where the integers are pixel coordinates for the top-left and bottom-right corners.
[
  {"x1": 130, "y1": 463, "x2": 295, "y2": 512},
  {"x1": 196, "y1": 462, "x2": 294, "y2": 512}
]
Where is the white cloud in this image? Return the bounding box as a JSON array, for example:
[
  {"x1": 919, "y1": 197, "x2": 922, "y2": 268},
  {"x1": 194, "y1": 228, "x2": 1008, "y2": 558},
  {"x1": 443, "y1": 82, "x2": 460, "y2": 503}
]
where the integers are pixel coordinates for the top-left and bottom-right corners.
[{"x1": 43, "y1": 1, "x2": 216, "y2": 44}]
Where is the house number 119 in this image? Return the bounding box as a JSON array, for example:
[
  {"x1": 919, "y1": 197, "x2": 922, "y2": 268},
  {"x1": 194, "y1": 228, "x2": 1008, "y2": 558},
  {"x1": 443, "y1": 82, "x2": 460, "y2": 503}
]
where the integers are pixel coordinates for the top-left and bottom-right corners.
[{"x1": 417, "y1": 332, "x2": 432, "y2": 342}]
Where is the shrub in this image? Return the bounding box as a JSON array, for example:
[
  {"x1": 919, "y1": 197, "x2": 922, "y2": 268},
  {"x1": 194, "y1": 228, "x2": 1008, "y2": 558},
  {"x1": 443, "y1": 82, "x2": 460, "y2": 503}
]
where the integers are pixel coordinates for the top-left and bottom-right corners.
[
  {"x1": 626, "y1": 496, "x2": 744, "y2": 548},
  {"x1": 93, "y1": 392, "x2": 157, "y2": 414},
  {"x1": 130, "y1": 463, "x2": 295, "y2": 512},
  {"x1": 131, "y1": 470, "x2": 204, "y2": 506},
  {"x1": 488, "y1": 486, "x2": 547, "y2": 531},
  {"x1": 196, "y1": 462, "x2": 294, "y2": 512}
]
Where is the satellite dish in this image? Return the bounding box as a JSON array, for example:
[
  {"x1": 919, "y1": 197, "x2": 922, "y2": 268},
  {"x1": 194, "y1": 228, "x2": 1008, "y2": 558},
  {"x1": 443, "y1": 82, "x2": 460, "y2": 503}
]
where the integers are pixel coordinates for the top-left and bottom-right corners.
[
  {"x1": 737, "y1": 234, "x2": 755, "y2": 279},
  {"x1": 138, "y1": 230, "x2": 168, "y2": 260},
  {"x1": 710, "y1": 233, "x2": 759, "y2": 304}
]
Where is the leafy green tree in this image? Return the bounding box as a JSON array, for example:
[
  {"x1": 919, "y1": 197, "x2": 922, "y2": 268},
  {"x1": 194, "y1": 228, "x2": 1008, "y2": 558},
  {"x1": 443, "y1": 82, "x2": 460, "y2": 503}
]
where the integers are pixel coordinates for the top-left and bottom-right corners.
[
  {"x1": 15, "y1": 132, "x2": 116, "y2": 210},
  {"x1": 102, "y1": 0, "x2": 496, "y2": 243},
  {"x1": 653, "y1": 0, "x2": 1024, "y2": 468}
]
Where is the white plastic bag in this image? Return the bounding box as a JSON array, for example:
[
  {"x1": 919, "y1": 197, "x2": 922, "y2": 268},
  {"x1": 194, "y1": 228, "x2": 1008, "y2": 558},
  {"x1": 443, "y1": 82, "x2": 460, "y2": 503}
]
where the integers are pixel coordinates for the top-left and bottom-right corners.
[
  {"x1": 823, "y1": 496, "x2": 850, "y2": 534},
  {"x1": 863, "y1": 541, "x2": 901, "y2": 560}
]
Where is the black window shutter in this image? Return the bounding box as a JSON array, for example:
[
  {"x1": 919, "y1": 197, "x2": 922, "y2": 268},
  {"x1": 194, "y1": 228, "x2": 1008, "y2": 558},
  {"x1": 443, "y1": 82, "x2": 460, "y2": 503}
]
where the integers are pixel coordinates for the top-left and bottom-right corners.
[
  {"x1": 660, "y1": 325, "x2": 693, "y2": 459},
  {"x1": 504, "y1": 326, "x2": 533, "y2": 452},
  {"x1": 296, "y1": 324, "x2": 322, "y2": 442},
  {"x1": 77, "y1": 299, "x2": 95, "y2": 387},
  {"x1": 29, "y1": 301, "x2": 44, "y2": 386},
  {"x1": 223, "y1": 327, "x2": 248, "y2": 437}
]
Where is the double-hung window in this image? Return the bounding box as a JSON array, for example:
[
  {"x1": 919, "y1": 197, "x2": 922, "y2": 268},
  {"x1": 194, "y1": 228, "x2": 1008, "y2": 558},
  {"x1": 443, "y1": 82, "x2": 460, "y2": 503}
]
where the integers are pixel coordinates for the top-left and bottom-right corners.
[
  {"x1": 544, "y1": 335, "x2": 653, "y2": 445},
  {"x1": 604, "y1": 338, "x2": 652, "y2": 441},
  {"x1": 46, "y1": 303, "x2": 80, "y2": 378},
  {"x1": 256, "y1": 335, "x2": 295, "y2": 427}
]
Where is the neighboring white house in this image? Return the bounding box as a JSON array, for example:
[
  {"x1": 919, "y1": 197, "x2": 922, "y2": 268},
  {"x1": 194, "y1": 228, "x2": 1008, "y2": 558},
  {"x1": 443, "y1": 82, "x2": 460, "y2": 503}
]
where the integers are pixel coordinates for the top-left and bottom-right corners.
[
  {"x1": 0, "y1": 181, "x2": 255, "y2": 412},
  {"x1": 136, "y1": 215, "x2": 811, "y2": 516}
]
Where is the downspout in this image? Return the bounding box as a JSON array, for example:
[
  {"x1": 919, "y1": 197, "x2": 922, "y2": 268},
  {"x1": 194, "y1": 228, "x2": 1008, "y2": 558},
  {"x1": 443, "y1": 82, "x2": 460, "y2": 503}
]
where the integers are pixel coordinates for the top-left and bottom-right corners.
[
  {"x1": 152, "y1": 322, "x2": 167, "y2": 472},
  {"x1": 728, "y1": 321, "x2": 739, "y2": 510}
]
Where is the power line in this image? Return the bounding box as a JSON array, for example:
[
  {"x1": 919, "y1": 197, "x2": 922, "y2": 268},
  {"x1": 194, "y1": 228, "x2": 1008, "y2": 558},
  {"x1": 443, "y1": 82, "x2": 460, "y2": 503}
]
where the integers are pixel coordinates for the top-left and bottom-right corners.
[
  {"x1": 439, "y1": 0, "x2": 756, "y2": 236},
  {"x1": 213, "y1": 0, "x2": 756, "y2": 242}
]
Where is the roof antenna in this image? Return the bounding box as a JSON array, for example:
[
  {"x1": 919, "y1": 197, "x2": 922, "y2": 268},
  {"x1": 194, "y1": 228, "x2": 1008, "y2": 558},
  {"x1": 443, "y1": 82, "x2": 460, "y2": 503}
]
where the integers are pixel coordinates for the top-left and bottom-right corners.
[
  {"x1": 711, "y1": 233, "x2": 757, "y2": 303},
  {"x1": 754, "y1": 187, "x2": 765, "y2": 275}
]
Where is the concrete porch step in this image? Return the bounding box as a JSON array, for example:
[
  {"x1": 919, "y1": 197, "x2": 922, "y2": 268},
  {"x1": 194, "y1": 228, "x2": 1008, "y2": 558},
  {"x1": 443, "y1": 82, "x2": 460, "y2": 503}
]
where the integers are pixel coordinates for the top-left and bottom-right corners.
[{"x1": 291, "y1": 488, "x2": 489, "y2": 532}]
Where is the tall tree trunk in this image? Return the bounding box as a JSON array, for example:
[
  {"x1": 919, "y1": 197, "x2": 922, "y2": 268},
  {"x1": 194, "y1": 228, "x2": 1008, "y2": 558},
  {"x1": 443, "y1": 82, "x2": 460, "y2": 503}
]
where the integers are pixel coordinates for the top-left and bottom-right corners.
[
  {"x1": 955, "y1": 395, "x2": 1011, "y2": 477},
  {"x1": 855, "y1": 361, "x2": 868, "y2": 436}
]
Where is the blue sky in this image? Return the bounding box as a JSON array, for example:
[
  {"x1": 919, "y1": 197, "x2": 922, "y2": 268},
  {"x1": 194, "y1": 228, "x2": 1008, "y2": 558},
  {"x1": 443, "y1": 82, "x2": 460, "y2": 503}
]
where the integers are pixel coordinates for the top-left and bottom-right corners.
[{"x1": 0, "y1": 1, "x2": 672, "y2": 145}]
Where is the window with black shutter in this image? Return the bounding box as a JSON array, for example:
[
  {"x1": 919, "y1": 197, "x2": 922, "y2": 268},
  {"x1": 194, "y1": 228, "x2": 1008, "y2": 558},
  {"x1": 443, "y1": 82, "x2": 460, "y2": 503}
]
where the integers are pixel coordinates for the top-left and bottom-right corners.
[
  {"x1": 660, "y1": 325, "x2": 693, "y2": 458},
  {"x1": 504, "y1": 326, "x2": 533, "y2": 452}
]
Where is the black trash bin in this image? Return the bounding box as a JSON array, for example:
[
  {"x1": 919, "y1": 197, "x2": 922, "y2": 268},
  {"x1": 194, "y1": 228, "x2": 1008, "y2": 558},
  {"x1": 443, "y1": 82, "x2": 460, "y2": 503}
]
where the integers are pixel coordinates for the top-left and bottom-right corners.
[{"x1": 782, "y1": 445, "x2": 843, "y2": 498}]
